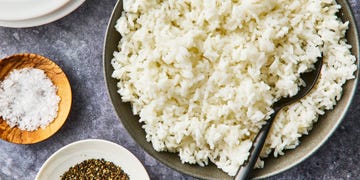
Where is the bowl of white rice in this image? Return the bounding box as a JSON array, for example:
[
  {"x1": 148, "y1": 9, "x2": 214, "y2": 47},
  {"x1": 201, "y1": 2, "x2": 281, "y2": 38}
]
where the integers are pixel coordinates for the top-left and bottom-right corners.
[{"x1": 103, "y1": 0, "x2": 359, "y2": 179}]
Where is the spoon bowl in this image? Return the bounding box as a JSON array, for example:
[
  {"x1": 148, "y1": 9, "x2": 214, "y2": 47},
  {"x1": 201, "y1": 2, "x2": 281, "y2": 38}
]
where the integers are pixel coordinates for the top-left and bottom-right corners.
[{"x1": 0, "y1": 53, "x2": 72, "y2": 144}]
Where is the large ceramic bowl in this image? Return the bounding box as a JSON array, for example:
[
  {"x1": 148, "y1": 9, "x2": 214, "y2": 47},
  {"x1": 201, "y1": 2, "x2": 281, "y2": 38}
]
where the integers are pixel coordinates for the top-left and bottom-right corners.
[{"x1": 103, "y1": 1, "x2": 359, "y2": 179}]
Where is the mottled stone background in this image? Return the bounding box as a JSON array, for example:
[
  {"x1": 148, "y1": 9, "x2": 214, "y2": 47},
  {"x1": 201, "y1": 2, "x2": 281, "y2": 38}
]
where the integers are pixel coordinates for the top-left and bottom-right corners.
[{"x1": 0, "y1": 0, "x2": 359, "y2": 179}]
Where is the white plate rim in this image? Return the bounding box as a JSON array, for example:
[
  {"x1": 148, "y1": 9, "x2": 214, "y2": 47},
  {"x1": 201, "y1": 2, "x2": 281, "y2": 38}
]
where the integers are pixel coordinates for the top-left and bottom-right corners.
[
  {"x1": 0, "y1": 0, "x2": 70, "y2": 21},
  {"x1": 35, "y1": 139, "x2": 150, "y2": 180},
  {"x1": 0, "y1": 0, "x2": 85, "y2": 28}
]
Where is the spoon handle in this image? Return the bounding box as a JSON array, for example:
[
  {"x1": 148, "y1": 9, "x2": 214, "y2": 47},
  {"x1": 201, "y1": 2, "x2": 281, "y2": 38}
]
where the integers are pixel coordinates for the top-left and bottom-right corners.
[{"x1": 234, "y1": 111, "x2": 277, "y2": 180}]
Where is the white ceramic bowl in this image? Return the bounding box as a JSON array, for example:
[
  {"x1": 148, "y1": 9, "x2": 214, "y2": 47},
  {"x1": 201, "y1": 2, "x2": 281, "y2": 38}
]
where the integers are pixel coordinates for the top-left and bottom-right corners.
[
  {"x1": 36, "y1": 139, "x2": 150, "y2": 180},
  {"x1": 0, "y1": 0, "x2": 85, "y2": 28},
  {"x1": 0, "y1": 0, "x2": 69, "y2": 21}
]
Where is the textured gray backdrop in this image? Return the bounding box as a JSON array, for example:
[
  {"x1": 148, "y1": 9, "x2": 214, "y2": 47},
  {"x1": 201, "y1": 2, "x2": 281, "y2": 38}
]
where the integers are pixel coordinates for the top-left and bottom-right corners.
[{"x1": 0, "y1": 0, "x2": 359, "y2": 179}]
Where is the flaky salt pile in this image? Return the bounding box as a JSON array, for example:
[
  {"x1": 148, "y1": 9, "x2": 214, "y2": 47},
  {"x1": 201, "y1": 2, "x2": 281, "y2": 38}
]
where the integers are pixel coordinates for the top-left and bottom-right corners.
[{"x1": 0, "y1": 68, "x2": 60, "y2": 131}]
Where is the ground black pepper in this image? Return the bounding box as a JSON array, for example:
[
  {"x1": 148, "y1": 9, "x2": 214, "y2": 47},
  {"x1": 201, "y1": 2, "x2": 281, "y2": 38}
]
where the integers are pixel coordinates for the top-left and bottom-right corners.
[{"x1": 61, "y1": 158, "x2": 130, "y2": 180}]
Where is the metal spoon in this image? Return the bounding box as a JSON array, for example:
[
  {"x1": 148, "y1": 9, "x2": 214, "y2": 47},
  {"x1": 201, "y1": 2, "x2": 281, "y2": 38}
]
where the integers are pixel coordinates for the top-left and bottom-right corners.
[{"x1": 234, "y1": 55, "x2": 323, "y2": 180}]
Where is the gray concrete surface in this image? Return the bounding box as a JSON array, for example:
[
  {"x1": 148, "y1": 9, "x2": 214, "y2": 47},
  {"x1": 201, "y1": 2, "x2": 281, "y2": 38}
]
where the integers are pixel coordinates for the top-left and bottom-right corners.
[{"x1": 0, "y1": 0, "x2": 359, "y2": 179}]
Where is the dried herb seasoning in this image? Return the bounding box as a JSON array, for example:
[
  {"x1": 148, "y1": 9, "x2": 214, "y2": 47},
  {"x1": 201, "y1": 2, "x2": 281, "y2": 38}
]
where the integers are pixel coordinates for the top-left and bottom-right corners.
[{"x1": 61, "y1": 158, "x2": 130, "y2": 180}]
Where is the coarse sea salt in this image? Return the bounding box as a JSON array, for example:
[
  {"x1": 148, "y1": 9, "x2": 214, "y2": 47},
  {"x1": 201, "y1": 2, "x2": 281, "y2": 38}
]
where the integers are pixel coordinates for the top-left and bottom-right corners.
[{"x1": 0, "y1": 68, "x2": 60, "y2": 131}]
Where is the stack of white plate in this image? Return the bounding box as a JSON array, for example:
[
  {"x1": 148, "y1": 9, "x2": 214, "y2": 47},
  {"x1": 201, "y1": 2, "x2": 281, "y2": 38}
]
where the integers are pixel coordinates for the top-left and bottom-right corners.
[{"x1": 0, "y1": 0, "x2": 85, "y2": 28}]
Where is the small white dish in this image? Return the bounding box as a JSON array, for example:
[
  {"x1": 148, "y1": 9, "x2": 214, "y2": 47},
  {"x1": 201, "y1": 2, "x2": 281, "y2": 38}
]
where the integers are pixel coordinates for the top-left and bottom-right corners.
[
  {"x1": 0, "y1": 0, "x2": 85, "y2": 28},
  {"x1": 36, "y1": 139, "x2": 150, "y2": 180},
  {"x1": 0, "y1": 0, "x2": 70, "y2": 21}
]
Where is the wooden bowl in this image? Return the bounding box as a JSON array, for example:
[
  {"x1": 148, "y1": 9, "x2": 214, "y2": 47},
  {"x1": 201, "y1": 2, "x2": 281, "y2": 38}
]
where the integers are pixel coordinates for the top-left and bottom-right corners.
[{"x1": 0, "y1": 53, "x2": 72, "y2": 144}]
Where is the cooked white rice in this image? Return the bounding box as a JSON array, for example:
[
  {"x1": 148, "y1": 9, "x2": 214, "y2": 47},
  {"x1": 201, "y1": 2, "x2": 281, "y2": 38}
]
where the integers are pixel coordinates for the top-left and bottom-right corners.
[{"x1": 112, "y1": 0, "x2": 357, "y2": 176}]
